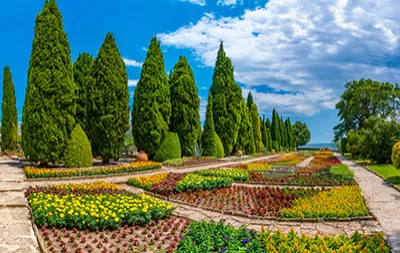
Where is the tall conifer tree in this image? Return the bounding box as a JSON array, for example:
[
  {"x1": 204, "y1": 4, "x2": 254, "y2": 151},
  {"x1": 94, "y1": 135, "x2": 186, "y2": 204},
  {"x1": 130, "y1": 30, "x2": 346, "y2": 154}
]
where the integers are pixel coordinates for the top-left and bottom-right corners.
[
  {"x1": 271, "y1": 109, "x2": 281, "y2": 151},
  {"x1": 210, "y1": 42, "x2": 243, "y2": 154},
  {"x1": 73, "y1": 53, "x2": 94, "y2": 134},
  {"x1": 201, "y1": 94, "x2": 217, "y2": 156},
  {"x1": 249, "y1": 103, "x2": 262, "y2": 152},
  {"x1": 285, "y1": 118, "x2": 295, "y2": 150},
  {"x1": 22, "y1": 0, "x2": 76, "y2": 164},
  {"x1": 280, "y1": 116, "x2": 288, "y2": 149},
  {"x1": 1, "y1": 67, "x2": 18, "y2": 152},
  {"x1": 266, "y1": 128, "x2": 273, "y2": 151},
  {"x1": 169, "y1": 56, "x2": 201, "y2": 155},
  {"x1": 132, "y1": 37, "x2": 171, "y2": 156},
  {"x1": 88, "y1": 33, "x2": 129, "y2": 162}
]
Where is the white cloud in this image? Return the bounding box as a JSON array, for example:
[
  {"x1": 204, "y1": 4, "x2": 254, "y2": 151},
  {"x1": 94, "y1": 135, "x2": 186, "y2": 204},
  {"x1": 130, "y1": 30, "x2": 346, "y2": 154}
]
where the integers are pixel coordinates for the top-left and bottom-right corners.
[
  {"x1": 128, "y1": 80, "x2": 138, "y2": 87},
  {"x1": 178, "y1": 0, "x2": 206, "y2": 6},
  {"x1": 123, "y1": 58, "x2": 142, "y2": 67},
  {"x1": 159, "y1": 0, "x2": 400, "y2": 116},
  {"x1": 217, "y1": 0, "x2": 243, "y2": 6}
]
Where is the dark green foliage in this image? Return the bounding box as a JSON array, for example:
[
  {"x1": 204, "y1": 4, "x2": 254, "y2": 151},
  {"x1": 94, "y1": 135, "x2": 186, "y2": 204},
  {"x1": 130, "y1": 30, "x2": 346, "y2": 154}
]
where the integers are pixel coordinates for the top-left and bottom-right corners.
[
  {"x1": 340, "y1": 138, "x2": 348, "y2": 155},
  {"x1": 292, "y1": 121, "x2": 311, "y2": 148},
  {"x1": 236, "y1": 103, "x2": 255, "y2": 154},
  {"x1": 1, "y1": 67, "x2": 18, "y2": 151},
  {"x1": 246, "y1": 91, "x2": 254, "y2": 109},
  {"x1": 73, "y1": 53, "x2": 94, "y2": 133},
  {"x1": 334, "y1": 79, "x2": 400, "y2": 141},
  {"x1": 169, "y1": 56, "x2": 201, "y2": 156},
  {"x1": 279, "y1": 116, "x2": 287, "y2": 149},
  {"x1": 210, "y1": 42, "x2": 242, "y2": 154},
  {"x1": 153, "y1": 132, "x2": 181, "y2": 162},
  {"x1": 132, "y1": 37, "x2": 171, "y2": 157},
  {"x1": 285, "y1": 118, "x2": 295, "y2": 150},
  {"x1": 271, "y1": 109, "x2": 281, "y2": 151},
  {"x1": 261, "y1": 116, "x2": 267, "y2": 149},
  {"x1": 266, "y1": 118, "x2": 271, "y2": 129},
  {"x1": 215, "y1": 133, "x2": 224, "y2": 158},
  {"x1": 22, "y1": 0, "x2": 76, "y2": 164},
  {"x1": 88, "y1": 33, "x2": 129, "y2": 163},
  {"x1": 266, "y1": 128, "x2": 273, "y2": 151},
  {"x1": 250, "y1": 104, "x2": 262, "y2": 152},
  {"x1": 64, "y1": 124, "x2": 93, "y2": 168},
  {"x1": 201, "y1": 94, "x2": 217, "y2": 157}
]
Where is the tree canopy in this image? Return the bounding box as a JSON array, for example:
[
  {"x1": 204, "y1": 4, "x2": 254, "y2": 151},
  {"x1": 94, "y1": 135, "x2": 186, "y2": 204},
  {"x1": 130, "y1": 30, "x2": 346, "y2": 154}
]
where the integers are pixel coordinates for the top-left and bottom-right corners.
[
  {"x1": 1, "y1": 67, "x2": 18, "y2": 152},
  {"x1": 292, "y1": 121, "x2": 311, "y2": 148}
]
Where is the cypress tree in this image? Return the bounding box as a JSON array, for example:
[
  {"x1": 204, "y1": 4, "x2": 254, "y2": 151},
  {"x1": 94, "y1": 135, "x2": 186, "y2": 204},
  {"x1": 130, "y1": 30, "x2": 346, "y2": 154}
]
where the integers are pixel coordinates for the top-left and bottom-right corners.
[
  {"x1": 266, "y1": 118, "x2": 271, "y2": 129},
  {"x1": 210, "y1": 42, "x2": 242, "y2": 154},
  {"x1": 201, "y1": 94, "x2": 217, "y2": 157},
  {"x1": 169, "y1": 56, "x2": 201, "y2": 156},
  {"x1": 132, "y1": 37, "x2": 171, "y2": 157},
  {"x1": 285, "y1": 118, "x2": 295, "y2": 150},
  {"x1": 237, "y1": 103, "x2": 254, "y2": 154},
  {"x1": 266, "y1": 128, "x2": 273, "y2": 151},
  {"x1": 261, "y1": 116, "x2": 267, "y2": 149},
  {"x1": 271, "y1": 109, "x2": 281, "y2": 151},
  {"x1": 73, "y1": 53, "x2": 94, "y2": 134},
  {"x1": 280, "y1": 116, "x2": 288, "y2": 149},
  {"x1": 247, "y1": 92, "x2": 254, "y2": 109},
  {"x1": 249, "y1": 104, "x2": 262, "y2": 152},
  {"x1": 88, "y1": 33, "x2": 129, "y2": 162},
  {"x1": 1, "y1": 67, "x2": 18, "y2": 152},
  {"x1": 22, "y1": 0, "x2": 76, "y2": 164}
]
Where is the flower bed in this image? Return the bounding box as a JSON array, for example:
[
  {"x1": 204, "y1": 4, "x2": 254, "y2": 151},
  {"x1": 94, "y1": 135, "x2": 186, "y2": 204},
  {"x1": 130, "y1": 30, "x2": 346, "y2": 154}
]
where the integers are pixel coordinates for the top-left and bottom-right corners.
[
  {"x1": 194, "y1": 168, "x2": 249, "y2": 181},
  {"x1": 128, "y1": 172, "x2": 169, "y2": 190},
  {"x1": 176, "y1": 220, "x2": 389, "y2": 253},
  {"x1": 38, "y1": 216, "x2": 190, "y2": 253},
  {"x1": 176, "y1": 174, "x2": 233, "y2": 192},
  {"x1": 312, "y1": 156, "x2": 341, "y2": 166},
  {"x1": 245, "y1": 162, "x2": 272, "y2": 171},
  {"x1": 24, "y1": 161, "x2": 162, "y2": 179},
  {"x1": 281, "y1": 186, "x2": 369, "y2": 218},
  {"x1": 151, "y1": 173, "x2": 187, "y2": 196},
  {"x1": 27, "y1": 182, "x2": 175, "y2": 231},
  {"x1": 266, "y1": 153, "x2": 307, "y2": 166},
  {"x1": 163, "y1": 157, "x2": 223, "y2": 168}
]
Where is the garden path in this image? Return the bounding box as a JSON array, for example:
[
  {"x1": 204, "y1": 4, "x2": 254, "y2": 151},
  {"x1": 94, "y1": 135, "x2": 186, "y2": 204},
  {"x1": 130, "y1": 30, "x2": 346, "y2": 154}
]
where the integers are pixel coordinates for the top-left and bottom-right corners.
[
  {"x1": 0, "y1": 158, "x2": 38, "y2": 253},
  {"x1": 296, "y1": 156, "x2": 314, "y2": 167},
  {"x1": 336, "y1": 154, "x2": 400, "y2": 252},
  {"x1": 23, "y1": 153, "x2": 284, "y2": 187}
]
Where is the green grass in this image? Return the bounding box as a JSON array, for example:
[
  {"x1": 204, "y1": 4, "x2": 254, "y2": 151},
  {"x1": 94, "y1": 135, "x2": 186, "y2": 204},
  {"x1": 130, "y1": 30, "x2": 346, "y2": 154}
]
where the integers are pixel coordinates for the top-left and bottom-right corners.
[
  {"x1": 368, "y1": 164, "x2": 400, "y2": 187},
  {"x1": 343, "y1": 153, "x2": 371, "y2": 165}
]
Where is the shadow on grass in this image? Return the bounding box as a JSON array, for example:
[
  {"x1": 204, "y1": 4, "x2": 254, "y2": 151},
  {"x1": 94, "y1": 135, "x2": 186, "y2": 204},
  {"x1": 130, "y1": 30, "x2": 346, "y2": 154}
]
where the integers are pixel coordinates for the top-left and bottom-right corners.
[{"x1": 386, "y1": 176, "x2": 400, "y2": 186}]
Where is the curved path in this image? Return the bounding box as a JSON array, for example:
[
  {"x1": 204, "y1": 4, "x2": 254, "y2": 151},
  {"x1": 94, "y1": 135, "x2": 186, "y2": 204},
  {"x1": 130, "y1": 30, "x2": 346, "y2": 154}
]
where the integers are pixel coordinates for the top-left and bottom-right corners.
[
  {"x1": 336, "y1": 154, "x2": 400, "y2": 252},
  {"x1": 0, "y1": 158, "x2": 38, "y2": 253}
]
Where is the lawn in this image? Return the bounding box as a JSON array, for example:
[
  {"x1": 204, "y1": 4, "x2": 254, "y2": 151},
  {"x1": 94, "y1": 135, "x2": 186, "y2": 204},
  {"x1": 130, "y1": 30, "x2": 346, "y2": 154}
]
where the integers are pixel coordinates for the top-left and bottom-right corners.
[{"x1": 368, "y1": 164, "x2": 400, "y2": 187}]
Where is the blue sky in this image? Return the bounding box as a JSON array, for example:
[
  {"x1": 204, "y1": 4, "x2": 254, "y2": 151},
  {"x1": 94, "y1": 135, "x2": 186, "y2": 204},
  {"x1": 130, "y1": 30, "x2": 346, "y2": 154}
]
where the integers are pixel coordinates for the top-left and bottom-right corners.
[{"x1": 1, "y1": 0, "x2": 399, "y2": 144}]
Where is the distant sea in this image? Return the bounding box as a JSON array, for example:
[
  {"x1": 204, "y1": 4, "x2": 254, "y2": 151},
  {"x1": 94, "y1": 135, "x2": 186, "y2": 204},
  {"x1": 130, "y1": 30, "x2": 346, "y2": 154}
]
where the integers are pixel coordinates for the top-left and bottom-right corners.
[{"x1": 299, "y1": 143, "x2": 338, "y2": 151}]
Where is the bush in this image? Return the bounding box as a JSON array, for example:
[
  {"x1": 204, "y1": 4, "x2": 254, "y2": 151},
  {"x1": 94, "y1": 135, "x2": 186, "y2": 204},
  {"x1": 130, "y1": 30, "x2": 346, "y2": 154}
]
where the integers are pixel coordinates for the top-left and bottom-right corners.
[
  {"x1": 392, "y1": 142, "x2": 400, "y2": 169},
  {"x1": 330, "y1": 164, "x2": 354, "y2": 180},
  {"x1": 272, "y1": 141, "x2": 279, "y2": 152},
  {"x1": 64, "y1": 124, "x2": 92, "y2": 168},
  {"x1": 215, "y1": 133, "x2": 224, "y2": 158},
  {"x1": 153, "y1": 132, "x2": 181, "y2": 162}
]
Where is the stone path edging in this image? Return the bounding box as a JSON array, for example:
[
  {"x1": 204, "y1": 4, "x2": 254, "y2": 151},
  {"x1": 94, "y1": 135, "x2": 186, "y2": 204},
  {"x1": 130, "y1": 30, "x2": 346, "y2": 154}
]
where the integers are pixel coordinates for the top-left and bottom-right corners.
[
  {"x1": 335, "y1": 153, "x2": 400, "y2": 253},
  {"x1": 358, "y1": 164, "x2": 400, "y2": 194}
]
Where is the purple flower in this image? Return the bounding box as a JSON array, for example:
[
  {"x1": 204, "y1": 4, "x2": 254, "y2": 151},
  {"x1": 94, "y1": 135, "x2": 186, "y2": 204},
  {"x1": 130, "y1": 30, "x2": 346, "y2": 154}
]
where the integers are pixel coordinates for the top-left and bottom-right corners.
[
  {"x1": 241, "y1": 238, "x2": 251, "y2": 243},
  {"x1": 249, "y1": 230, "x2": 256, "y2": 236},
  {"x1": 224, "y1": 236, "x2": 231, "y2": 241},
  {"x1": 221, "y1": 247, "x2": 227, "y2": 252}
]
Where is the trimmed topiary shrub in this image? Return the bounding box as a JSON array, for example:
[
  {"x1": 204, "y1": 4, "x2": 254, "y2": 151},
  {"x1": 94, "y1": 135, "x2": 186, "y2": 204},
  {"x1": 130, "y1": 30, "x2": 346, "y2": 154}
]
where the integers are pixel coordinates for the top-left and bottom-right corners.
[
  {"x1": 215, "y1": 133, "x2": 224, "y2": 158},
  {"x1": 153, "y1": 132, "x2": 181, "y2": 162},
  {"x1": 391, "y1": 142, "x2": 400, "y2": 169},
  {"x1": 64, "y1": 124, "x2": 93, "y2": 168}
]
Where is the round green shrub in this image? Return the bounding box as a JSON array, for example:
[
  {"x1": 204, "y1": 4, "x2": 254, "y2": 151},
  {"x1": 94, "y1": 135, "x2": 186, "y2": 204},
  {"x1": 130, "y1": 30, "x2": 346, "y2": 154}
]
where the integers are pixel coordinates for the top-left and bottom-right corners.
[
  {"x1": 64, "y1": 124, "x2": 93, "y2": 168},
  {"x1": 153, "y1": 132, "x2": 181, "y2": 162},
  {"x1": 215, "y1": 133, "x2": 224, "y2": 158},
  {"x1": 391, "y1": 142, "x2": 400, "y2": 169}
]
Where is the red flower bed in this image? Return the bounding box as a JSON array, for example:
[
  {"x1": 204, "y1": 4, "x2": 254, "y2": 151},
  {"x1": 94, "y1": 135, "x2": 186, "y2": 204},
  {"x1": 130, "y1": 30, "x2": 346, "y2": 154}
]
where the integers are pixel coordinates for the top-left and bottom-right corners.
[
  {"x1": 166, "y1": 185, "x2": 298, "y2": 217},
  {"x1": 312, "y1": 156, "x2": 341, "y2": 166},
  {"x1": 151, "y1": 173, "x2": 187, "y2": 196},
  {"x1": 38, "y1": 216, "x2": 190, "y2": 253}
]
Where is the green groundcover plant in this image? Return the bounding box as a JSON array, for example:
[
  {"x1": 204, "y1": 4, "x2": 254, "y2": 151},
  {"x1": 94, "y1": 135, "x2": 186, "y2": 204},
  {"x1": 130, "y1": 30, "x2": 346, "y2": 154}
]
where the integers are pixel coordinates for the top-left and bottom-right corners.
[{"x1": 176, "y1": 174, "x2": 233, "y2": 192}]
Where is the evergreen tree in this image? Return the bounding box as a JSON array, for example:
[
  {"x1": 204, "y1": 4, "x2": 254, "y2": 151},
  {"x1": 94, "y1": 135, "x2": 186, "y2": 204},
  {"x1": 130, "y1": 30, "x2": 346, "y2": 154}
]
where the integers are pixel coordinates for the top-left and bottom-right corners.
[
  {"x1": 1, "y1": 67, "x2": 18, "y2": 152},
  {"x1": 266, "y1": 128, "x2": 273, "y2": 151},
  {"x1": 280, "y1": 116, "x2": 288, "y2": 149},
  {"x1": 201, "y1": 94, "x2": 217, "y2": 157},
  {"x1": 169, "y1": 56, "x2": 201, "y2": 156},
  {"x1": 22, "y1": 0, "x2": 76, "y2": 164},
  {"x1": 250, "y1": 104, "x2": 262, "y2": 152},
  {"x1": 271, "y1": 109, "x2": 281, "y2": 151},
  {"x1": 73, "y1": 53, "x2": 94, "y2": 133},
  {"x1": 210, "y1": 42, "x2": 243, "y2": 154},
  {"x1": 285, "y1": 118, "x2": 295, "y2": 150},
  {"x1": 132, "y1": 37, "x2": 171, "y2": 157},
  {"x1": 247, "y1": 92, "x2": 254, "y2": 109},
  {"x1": 88, "y1": 33, "x2": 129, "y2": 162},
  {"x1": 237, "y1": 103, "x2": 255, "y2": 154},
  {"x1": 266, "y1": 118, "x2": 271, "y2": 129},
  {"x1": 261, "y1": 116, "x2": 267, "y2": 149}
]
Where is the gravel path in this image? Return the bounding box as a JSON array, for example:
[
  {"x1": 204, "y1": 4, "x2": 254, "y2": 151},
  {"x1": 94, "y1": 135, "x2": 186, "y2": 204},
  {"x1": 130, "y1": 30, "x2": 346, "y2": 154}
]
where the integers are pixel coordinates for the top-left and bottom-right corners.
[
  {"x1": 336, "y1": 154, "x2": 400, "y2": 252},
  {"x1": 0, "y1": 158, "x2": 38, "y2": 253},
  {"x1": 296, "y1": 156, "x2": 314, "y2": 167}
]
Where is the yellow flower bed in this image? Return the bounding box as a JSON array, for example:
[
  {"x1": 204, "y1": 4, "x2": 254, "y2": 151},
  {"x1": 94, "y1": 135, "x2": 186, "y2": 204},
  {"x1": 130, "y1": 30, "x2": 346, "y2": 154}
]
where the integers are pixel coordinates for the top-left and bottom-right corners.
[
  {"x1": 128, "y1": 172, "x2": 169, "y2": 190},
  {"x1": 246, "y1": 162, "x2": 272, "y2": 171},
  {"x1": 25, "y1": 161, "x2": 162, "y2": 179},
  {"x1": 280, "y1": 186, "x2": 369, "y2": 218},
  {"x1": 29, "y1": 192, "x2": 174, "y2": 230},
  {"x1": 47, "y1": 180, "x2": 121, "y2": 191}
]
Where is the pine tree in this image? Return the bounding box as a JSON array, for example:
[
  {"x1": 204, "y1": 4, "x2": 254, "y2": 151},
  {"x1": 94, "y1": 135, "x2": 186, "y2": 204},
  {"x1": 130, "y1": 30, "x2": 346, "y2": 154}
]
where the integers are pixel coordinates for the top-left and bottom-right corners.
[
  {"x1": 271, "y1": 109, "x2": 281, "y2": 151},
  {"x1": 73, "y1": 53, "x2": 94, "y2": 134},
  {"x1": 210, "y1": 42, "x2": 242, "y2": 154},
  {"x1": 22, "y1": 0, "x2": 76, "y2": 164},
  {"x1": 132, "y1": 37, "x2": 171, "y2": 157},
  {"x1": 88, "y1": 33, "x2": 129, "y2": 162},
  {"x1": 285, "y1": 118, "x2": 295, "y2": 150},
  {"x1": 169, "y1": 56, "x2": 201, "y2": 156},
  {"x1": 1, "y1": 67, "x2": 18, "y2": 152},
  {"x1": 249, "y1": 104, "x2": 262, "y2": 152},
  {"x1": 201, "y1": 94, "x2": 216, "y2": 157}
]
